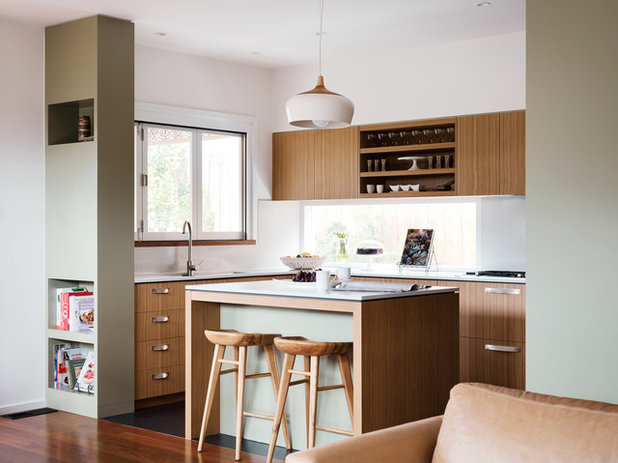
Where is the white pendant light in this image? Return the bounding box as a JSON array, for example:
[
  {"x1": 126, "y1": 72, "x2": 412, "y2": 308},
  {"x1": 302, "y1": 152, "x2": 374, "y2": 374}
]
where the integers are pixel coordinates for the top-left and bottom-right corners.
[{"x1": 286, "y1": 0, "x2": 354, "y2": 129}]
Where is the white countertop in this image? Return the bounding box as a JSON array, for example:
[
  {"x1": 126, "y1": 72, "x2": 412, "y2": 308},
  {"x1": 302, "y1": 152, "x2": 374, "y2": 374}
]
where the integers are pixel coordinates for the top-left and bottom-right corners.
[
  {"x1": 186, "y1": 279, "x2": 458, "y2": 302},
  {"x1": 135, "y1": 266, "x2": 525, "y2": 284}
]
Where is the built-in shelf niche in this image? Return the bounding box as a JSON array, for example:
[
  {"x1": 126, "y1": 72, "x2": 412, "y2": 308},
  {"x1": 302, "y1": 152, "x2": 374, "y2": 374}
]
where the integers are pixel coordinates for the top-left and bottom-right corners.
[
  {"x1": 48, "y1": 336, "x2": 95, "y2": 395},
  {"x1": 48, "y1": 98, "x2": 94, "y2": 145}
]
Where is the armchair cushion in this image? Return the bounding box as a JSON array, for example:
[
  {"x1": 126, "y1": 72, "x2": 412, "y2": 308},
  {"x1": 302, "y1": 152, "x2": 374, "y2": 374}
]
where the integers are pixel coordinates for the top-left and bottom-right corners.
[{"x1": 432, "y1": 383, "x2": 618, "y2": 463}]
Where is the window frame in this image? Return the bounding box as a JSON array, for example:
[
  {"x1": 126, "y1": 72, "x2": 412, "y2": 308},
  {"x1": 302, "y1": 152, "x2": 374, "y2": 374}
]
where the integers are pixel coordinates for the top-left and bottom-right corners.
[{"x1": 134, "y1": 102, "x2": 255, "y2": 243}]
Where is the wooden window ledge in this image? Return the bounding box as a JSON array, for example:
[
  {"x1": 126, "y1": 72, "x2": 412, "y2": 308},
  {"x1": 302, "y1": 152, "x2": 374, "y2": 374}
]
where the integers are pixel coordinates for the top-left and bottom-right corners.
[{"x1": 135, "y1": 240, "x2": 256, "y2": 247}]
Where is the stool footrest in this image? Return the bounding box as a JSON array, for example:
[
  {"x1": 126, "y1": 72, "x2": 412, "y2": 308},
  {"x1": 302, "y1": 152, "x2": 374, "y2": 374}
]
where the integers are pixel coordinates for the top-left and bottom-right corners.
[
  {"x1": 288, "y1": 369, "x2": 310, "y2": 377},
  {"x1": 317, "y1": 384, "x2": 345, "y2": 392},
  {"x1": 316, "y1": 425, "x2": 354, "y2": 436},
  {"x1": 219, "y1": 368, "x2": 238, "y2": 375},
  {"x1": 243, "y1": 411, "x2": 275, "y2": 420},
  {"x1": 289, "y1": 379, "x2": 310, "y2": 387},
  {"x1": 245, "y1": 372, "x2": 270, "y2": 380},
  {"x1": 219, "y1": 359, "x2": 239, "y2": 366}
]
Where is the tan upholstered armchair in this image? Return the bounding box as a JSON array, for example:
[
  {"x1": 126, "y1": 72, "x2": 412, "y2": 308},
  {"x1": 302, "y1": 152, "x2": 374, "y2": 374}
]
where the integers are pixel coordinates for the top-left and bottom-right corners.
[{"x1": 286, "y1": 383, "x2": 618, "y2": 463}]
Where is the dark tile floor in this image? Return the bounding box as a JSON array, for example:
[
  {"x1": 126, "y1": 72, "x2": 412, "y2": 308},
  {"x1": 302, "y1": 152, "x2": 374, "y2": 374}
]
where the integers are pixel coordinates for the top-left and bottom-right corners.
[{"x1": 104, "y1": 401, "x2": 294, "y2": 460}]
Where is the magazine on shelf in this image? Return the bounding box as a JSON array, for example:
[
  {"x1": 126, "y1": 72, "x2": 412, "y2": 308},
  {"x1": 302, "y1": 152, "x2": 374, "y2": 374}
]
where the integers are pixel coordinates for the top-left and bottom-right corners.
[
  {"x1": 331, "y1": 280, "x2": 431, "y2": 292},
  {"x1": 75, "y1": 351, "x2": 95, "y2": 394},
  {"x1": 67, "y1": 358, "x2": 86, "y2": 389},
  {"x1": 56, "y1": 287, "x2": 92, "y2": 331},
  {"x1": 69, "y1": 295, "x2": 95, "y2": 332}
]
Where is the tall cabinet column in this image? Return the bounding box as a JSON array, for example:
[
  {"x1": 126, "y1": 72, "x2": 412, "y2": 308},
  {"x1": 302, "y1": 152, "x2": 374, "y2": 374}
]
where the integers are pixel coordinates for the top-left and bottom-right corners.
[{"x1": 45, "y1": 15, "x2": 134, "y2": 418}]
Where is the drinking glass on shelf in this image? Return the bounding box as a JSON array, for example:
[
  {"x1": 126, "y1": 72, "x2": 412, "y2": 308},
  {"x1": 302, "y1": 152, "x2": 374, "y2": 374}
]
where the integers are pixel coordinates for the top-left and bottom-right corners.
[
  {"x1": 377, "y1": 133, "x2": 388, "y2": 147},
  {"x1": 366, "y1": 133, "x2": 377, "y2": 148},
  {"x1": 399, "y1": 131, "x2": 410, "y2": 146},
  {"x1": 374, "y1": 159, "x2": 381, "y2": 171},
  {"x1": 427, "y1": 156, "x2": 434, "y2": 169},
  {"x1": 434, "y1": 128, "x2": 446, "y2": 143},
  {"x1": 411, "y1": 129, "x2": 422, "y2": 144},
  {"x1": 422, "y1": 129, "x2": 434, "y2": 144},
  {"x1": 381, "y1": 159, "x2": 387, "y2": 171},
  {"x1": 435, "y1": 155, "x2": 443, "y2": 169},
  {"x1": 445, "y1": 154, "x2": 452, "y2": 168},
  {"x1": 446, "y1": 127, "x2": 455, "y2": 142},
  {"x1": 388, "y1": 132, "x2": 399, "y2": 145},
  {"x1": 367, "y1": 159, "x2": 373, "y2": 172}
]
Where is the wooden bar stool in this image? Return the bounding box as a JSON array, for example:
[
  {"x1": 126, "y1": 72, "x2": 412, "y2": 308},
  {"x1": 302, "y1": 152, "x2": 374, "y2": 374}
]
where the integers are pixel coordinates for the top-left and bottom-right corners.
[
  {"x1": 266, "y1": 336, "x2": 354, "y2": 463},
  {"x1": 197, "y1": 329, "x2": 292, "y2": 461}
]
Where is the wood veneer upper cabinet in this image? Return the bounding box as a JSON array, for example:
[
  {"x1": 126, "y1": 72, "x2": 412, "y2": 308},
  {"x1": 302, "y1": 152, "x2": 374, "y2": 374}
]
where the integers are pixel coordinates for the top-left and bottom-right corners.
[
  {"x1": 314, "y1": 127, "x2": 359, "y2": 199},
  {"x1": 500, "y1": 110, "x2": 526, "y2": 195},
  {"x1": 456, "y1": 113, "x2": 500, "y2": 196},
  {"x1": 272, "y1": 130, "x2": 316, "y2": 200}
]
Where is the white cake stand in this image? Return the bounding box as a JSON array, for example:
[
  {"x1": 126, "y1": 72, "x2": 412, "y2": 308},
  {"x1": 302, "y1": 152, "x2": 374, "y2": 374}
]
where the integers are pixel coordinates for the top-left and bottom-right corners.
[{"x1": 398, "y1": 156, "x2": 427, "y2": 170}]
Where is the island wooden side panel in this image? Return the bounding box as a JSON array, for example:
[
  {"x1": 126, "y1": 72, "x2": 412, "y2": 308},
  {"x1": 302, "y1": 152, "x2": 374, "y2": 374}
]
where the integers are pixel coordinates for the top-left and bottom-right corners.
[
  {"x1": 185, "y1": 291, "x2": 221, "y2": 439},
  {"x1": 357, "y1": 292, "x2": 459, "y2": 433}
]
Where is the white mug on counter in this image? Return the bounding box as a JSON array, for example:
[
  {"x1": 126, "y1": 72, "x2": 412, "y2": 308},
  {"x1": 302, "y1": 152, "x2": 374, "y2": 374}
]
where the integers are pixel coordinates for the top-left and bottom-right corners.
[
  {"x1": 315, "y1": 270, "x2": 334, "y2": 292},
  {"x1": 335, "y1": 267, "x2": 351, "y2": 281}
]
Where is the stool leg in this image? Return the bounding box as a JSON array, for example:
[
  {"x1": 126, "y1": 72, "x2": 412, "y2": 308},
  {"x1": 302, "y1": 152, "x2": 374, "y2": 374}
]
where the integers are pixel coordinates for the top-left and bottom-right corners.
[
  {"x1": 308, "y1": 355, "x2": 320, "y2": 449},
  {"x1": 198, "y1": 344, "x2": 225, "y2": 452},
  {"x1": 303, "y1": 355, "x2": 311, "y2": 447},
  {"x1": 267, "y1": 353, "x2": 295, "y2": 463},
  {"x1": 338, "y1": 353, "x2": 354, "y2": 425},
  {"x1": 264, "y1": 344, "x2": 292, "y2": 450},
  {"x1": 235, "y1": 346, "x2": 247, "y2": 461},
  {"x1": 233, "y1": 346, "x2": 239, "y2": 405}
]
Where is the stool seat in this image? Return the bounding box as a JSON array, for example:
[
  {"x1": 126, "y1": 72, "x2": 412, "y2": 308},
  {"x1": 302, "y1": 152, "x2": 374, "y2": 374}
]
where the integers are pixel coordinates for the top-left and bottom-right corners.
[
  {"x1": 274, "y1": 336, "x2": 353, "y2": 356},
  {"x1": 204, "y1": 329, "x2": 281, "y2": 347}
]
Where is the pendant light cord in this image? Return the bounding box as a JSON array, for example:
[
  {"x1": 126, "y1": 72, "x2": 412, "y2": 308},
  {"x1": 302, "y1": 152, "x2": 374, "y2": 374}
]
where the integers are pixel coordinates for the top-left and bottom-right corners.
[{"x1": 318, "y1": 0, "x2": 324, "y2": 76}]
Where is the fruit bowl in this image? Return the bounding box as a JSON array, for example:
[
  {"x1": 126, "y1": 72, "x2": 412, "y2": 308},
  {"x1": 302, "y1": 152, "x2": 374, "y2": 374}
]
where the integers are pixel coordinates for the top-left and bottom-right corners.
[{"x1": 280, "y1": 255, "x2": 325, "y2": 270}]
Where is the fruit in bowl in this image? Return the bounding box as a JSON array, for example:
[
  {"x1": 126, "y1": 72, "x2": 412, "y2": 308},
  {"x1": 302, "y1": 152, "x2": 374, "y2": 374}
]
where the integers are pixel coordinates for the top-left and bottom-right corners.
[
  {"x1": 280, "y1": 254, "x2": 325, "y2": 270},
  {"x1": 291, "y1": 270, "x2": 319, "y2": 283}
]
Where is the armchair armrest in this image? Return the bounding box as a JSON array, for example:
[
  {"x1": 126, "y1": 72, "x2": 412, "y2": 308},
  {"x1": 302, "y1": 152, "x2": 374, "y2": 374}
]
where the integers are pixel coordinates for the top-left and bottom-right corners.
[{"x1": 285, "y1": 415, "x2": 442, "y2": 463}]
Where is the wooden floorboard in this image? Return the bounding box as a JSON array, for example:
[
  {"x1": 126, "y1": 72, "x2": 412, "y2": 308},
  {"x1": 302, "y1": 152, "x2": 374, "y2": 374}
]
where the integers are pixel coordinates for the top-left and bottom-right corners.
[{"x1": 0, "y1": 411, "x2": 283, "y2": 463}]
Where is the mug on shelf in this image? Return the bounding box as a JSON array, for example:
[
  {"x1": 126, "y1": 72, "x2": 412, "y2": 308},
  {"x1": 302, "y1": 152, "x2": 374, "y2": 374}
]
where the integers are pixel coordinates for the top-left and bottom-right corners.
[
  {"x1": 376, "y1": 184, "x2": 384, "y2": 194},
  {"x1": 366, "y1": 184, "x2": 376, "y2": 194}
]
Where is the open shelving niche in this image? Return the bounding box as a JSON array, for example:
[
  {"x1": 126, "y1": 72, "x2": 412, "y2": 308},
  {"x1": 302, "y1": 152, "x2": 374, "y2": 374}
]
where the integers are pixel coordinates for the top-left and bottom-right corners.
[
  {"x1": 48, "y1": 98, "x2": 95, "y2": 145},
  {"x1": 46, "y1": 278, "x2": 97, "y2": 416},
  {"x1": 358, "y1": 119, "x2": 457, "y2": 197}
]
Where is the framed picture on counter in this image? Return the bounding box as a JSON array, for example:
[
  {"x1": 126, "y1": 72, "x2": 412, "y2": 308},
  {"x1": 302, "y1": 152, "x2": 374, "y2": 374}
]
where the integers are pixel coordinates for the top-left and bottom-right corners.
[{"x1": 400, "y1": 229, "x2": 434, "y2": 268}]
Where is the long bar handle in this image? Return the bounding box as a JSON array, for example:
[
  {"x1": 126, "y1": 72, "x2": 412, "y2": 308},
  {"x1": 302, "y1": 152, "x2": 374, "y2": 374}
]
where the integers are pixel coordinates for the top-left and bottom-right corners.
[
  {"x1": 485, "y1": 287, "x2": 521, "y2": 295},
  {"x1": 151, "y1": 372, "x2": 169, "y2": 380},
  {"x1": 485, "y1": 344, "x2": 522, "y2": 353},
  {"x1": 151, "y1": 316, "x2": 169, "y2": 323},
  {"x1": 152, "y1": 344, "x2": 169, "y2": 352},
  {"x1": 152, "y1": 288, "x2": 169, "y2": 294}
]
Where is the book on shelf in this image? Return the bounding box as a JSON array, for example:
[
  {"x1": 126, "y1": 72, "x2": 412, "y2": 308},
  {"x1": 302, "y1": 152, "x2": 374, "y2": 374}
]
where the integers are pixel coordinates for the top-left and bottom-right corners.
[
  {"x1": 52, "y1": 344, "x2": 91, "y2": 390},
  {"x1": 67, "y1": 358, "x2": 86, "y2": 389},
  {"x1": 55, "y1": 287, "x2": 92, "y2": 331},
  {"x1": 75, "y1": 351, "x2": 95, "y2": 394},
  {"x1": 68, "y1": 295, "x2": 95, "y2": 332}
]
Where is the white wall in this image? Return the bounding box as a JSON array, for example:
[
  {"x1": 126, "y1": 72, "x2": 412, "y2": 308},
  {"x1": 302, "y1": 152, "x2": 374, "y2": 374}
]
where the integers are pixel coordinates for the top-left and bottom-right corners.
[
  {"x1": 526, "y1": 1, "x2": 618, "y2": 403},
  {"x1": 0, "y1": 19, "x2": 46, "y2": 413},
  {"x1": 134, "y1": 46, "x2": 305, "y2": 273},
  {"x1": 271, "y1": 32, "x2": 525, "y2": 131}
]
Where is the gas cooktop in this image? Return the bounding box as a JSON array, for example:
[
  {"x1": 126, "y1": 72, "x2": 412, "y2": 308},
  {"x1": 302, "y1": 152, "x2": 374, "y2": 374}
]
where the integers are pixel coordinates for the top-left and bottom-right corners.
[{"x1": 466, "y1": 270, "x2": 526, "y2": 278}]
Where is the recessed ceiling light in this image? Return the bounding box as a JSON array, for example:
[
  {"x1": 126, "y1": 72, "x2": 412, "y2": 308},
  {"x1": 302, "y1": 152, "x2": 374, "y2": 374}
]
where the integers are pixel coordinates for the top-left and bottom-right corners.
[
  {"x1": 475, "y1": 1, "x2": 493, "y2": 6},
  {"x1": 154, "y1": 32, "x2": 167, "y2": 37}
]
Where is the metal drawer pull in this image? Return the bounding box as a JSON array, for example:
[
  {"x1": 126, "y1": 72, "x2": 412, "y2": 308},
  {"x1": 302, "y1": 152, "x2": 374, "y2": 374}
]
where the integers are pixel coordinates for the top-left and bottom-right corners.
[
  {"x1": 485, "y1": 344, "x2": 522, "y2": 353},
  {"x1": 485, "y1": 287, "x2": 521, "y2": 295},
  {"x1": 152, "y1": 372, "x2": 169, "y2": 380},
  {"x1": 152, "y1": 288, "x2": 169, "y2": 294},
  {"x1": 152, "y1": 344, "x2": 169, "y2": 352},
  {"x1": 151, "y1": 316, "x2": 169, "y2": 323}
]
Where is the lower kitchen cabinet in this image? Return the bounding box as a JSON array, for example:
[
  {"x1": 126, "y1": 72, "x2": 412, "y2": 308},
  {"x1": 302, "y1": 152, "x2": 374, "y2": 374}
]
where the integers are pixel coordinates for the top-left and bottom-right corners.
[
  {"x1": 358, "y1": 276, "x2": 525, "y2": 390},
  {"x1": 459, "y1": 337, "x2": 525, "y2": 389},
  {"x1": 134, "y1": 275, "x2": 289, "y2": 403}
]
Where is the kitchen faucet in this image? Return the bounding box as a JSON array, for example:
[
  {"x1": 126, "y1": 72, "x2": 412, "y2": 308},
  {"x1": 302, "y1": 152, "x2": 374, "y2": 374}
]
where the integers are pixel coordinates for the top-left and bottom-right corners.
[{"x1": 182, "y1": 220, "x2": 196, "y2": 276}]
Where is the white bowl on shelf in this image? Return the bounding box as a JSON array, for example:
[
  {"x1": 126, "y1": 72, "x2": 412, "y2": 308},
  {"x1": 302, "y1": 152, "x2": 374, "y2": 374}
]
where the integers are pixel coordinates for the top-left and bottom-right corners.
[
  {"x1": 389, "y1": 184, "x2": 400, "y2": 192},
  {"x1": 400, "y1": 185, "x2": 410, "y2": 191},
  {"x1": 408, "y1": 184, "x2": 420, "y2": 191}
]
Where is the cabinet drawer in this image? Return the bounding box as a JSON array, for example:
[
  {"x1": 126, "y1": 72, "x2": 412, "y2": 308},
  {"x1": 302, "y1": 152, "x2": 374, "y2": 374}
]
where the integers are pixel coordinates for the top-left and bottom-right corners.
[
  {"x1": 459, "y1": 282, "x2": 525, "y2": 342},
  {"x1": 459, "y1": 336, "x2": 525, "y2": 390},
  {"x1": 135, "y1": 309, "x2": 184, "y2": 341},
  {"x1": 135, "y1": 337, "x2": 184, "y2": 371},
  {"x1": 135, "y1": 364, "x2": 185, "y2": 400},
  {"x1": 135, "y1": 281, "x2": 185, "y2": 312}
]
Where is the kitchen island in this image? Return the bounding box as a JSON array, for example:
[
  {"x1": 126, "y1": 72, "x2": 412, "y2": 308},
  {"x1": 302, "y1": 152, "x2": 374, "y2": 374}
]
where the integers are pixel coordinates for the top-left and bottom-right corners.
[{"x1": 184, "y1": 279, "x2": 459, "y2": 445}]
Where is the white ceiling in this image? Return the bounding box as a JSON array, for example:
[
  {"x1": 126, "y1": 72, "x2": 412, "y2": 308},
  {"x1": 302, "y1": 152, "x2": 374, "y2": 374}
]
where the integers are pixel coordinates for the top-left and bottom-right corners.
[{"x1": 0, "y1": 0, "x2": 525, "y2": 68}]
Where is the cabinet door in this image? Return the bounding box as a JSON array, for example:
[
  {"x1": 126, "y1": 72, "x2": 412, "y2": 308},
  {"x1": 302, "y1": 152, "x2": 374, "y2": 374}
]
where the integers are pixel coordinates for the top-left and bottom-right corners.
[
  {"x1": 456, "y1": 114, "x2": 500, "y2": 196},
  {"x1": 460, "y1": 336, "x2": 525, "y2": 389},
  {"x1": 315, "y1": 126, "x2": 359, "y2": 199},
  {"x1": 272, "y1": 130, "x2": 316, "y2": 200},
  {"x1": 459, "y1": 282, "x2": 525, "y2": 342},
  {"x1": 500, "y1": 110, "x2": 526, "y2": 195}
]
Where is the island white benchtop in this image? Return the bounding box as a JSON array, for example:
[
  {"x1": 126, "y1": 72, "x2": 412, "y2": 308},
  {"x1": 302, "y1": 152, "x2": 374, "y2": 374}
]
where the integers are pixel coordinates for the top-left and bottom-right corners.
[{"x1": 186, "y1": 279, "x2": 458, "y2": 302}]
